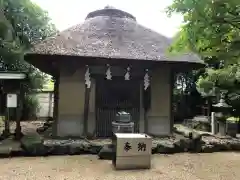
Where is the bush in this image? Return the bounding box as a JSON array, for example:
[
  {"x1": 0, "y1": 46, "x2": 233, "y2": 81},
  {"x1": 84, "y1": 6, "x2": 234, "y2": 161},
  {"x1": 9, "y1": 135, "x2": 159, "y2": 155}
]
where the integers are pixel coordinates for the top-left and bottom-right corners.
[
  {"x1": 21, "y1": 95, "x2": 40, "y2": 120},
  {"x1": 226, "y1": 117, "x2": 240, "y2": 123}
]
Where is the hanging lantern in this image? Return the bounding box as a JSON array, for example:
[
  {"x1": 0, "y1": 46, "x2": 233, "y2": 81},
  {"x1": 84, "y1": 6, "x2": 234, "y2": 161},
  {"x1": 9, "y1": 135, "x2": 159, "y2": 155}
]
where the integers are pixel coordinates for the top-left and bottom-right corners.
[
  {"x1": 85, "y1": 65, "x2": 91, "y2": 88},
  {"x1": 124, "y1": 66, "x2": 130, "y2": 80},
  {"x1": 144, "y1": 69, "x2": 150, "y2": 90},
  {"x1": 106, "y1": 64, "x2": 112, "y2": 80}
]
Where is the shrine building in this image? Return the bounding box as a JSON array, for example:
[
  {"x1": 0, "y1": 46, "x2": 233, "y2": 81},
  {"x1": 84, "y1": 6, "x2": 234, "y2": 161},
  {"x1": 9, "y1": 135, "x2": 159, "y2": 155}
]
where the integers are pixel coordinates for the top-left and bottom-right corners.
[{"x1": 24, "y1": 7, "x2": 204, "y2": 137}]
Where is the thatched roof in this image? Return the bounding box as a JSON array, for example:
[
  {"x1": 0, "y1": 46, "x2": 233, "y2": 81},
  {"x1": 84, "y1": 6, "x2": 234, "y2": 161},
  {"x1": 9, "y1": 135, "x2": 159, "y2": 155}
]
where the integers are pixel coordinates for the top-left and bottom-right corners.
[{"x1": 25, "y1": 7, "x2": 204, "y2": 65}]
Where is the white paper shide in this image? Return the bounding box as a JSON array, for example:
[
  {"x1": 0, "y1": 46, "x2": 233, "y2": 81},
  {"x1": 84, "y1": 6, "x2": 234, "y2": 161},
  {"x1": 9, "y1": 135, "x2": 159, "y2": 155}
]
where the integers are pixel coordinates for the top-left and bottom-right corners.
[
  {"x1": 124, "y1": 67, "x2": 130, "y2": 80},
  {"x1": 85, "y1": 66, "x2": 91, "y2": 88},
  {"x1": 144, "y1": 69, "x2": 150, "y2": 90},
  {"x1": 106, "y1": 64, "x2": 112, "y2": 80}
]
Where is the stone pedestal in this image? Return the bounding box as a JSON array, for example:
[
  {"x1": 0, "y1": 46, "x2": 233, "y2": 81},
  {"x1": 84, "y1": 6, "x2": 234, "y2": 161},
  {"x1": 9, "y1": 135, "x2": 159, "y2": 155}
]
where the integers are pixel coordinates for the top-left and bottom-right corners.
[
  {"x1": 211, "y1": 112, "x2": 217, "y2": 135},
  {"x1": 218, "y1": 121, "x2": 226, "y2": 136},
  {"x1": 112, "y1": 122, "x2": 134, "y2": 134}
]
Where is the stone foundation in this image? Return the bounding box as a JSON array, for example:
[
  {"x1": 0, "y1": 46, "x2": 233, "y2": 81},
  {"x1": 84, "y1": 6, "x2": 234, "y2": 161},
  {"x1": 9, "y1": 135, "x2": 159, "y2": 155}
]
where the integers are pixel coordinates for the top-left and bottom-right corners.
[{"x1": 1, "y1": 132, "x2": 240, "y2": 158}]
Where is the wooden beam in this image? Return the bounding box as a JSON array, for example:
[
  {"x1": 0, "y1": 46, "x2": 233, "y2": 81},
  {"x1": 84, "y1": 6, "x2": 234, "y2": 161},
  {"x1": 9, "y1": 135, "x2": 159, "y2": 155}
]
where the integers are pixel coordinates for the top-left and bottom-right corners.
[{"x1": 58, "y1": 60, "x2": 80, "y2": 76}]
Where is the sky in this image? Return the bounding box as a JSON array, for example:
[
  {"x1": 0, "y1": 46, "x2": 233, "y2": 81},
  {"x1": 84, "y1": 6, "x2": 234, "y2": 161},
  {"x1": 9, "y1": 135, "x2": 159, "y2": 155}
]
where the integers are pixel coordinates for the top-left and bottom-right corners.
[{"x1": 31, "y1": 0, "x2": 183, "y2": 37}]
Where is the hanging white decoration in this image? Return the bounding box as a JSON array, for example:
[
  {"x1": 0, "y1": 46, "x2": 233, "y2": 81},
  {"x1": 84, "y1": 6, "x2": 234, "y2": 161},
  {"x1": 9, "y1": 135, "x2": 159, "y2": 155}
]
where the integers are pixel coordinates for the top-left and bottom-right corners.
[
  {"x1": 85, "y1": 65, "x2": 91, "y2": 88},
  {"x1": 106, "y1": 64, "x2": 112, "y2": 80},
  {"x1": 144, "y1": 69, "x2": 150, "y2": 90},
  {"x1": 124, "y1": 66, "x2": 130, "y2": 80}
]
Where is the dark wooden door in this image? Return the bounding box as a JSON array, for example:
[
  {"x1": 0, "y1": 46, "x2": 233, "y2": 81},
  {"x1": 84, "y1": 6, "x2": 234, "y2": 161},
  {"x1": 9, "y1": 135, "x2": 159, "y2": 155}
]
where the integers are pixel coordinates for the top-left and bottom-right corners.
[{"x1": 96, "y1": 78, "x2": 140, "y2": 137}]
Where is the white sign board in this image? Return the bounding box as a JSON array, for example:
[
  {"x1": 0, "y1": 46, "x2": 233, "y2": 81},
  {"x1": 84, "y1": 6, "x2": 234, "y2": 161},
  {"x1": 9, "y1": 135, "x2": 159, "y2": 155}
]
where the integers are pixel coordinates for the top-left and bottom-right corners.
[{"x1": 7, "y1": 94, "x2": 17, "y2": 108}]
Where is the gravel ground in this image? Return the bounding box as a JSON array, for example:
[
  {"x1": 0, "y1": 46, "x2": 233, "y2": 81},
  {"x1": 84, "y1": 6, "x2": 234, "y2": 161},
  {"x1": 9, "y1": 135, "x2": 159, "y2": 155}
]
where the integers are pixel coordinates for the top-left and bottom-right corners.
[{"x1": 0, "y1": 152, "x2": 239, "y2": 180}]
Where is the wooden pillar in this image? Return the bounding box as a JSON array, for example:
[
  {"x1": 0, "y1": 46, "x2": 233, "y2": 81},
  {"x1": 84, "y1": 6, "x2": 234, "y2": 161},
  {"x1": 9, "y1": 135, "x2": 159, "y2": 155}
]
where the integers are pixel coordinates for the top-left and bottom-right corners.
[
  {"x1": 169, "y1": 70, "x2": 174, "y2": 134},
  {"x1": 83, "y1": 85, "x2": 90, "y2": 136},
  {"x1": 142, "y1": 82, "x2": 151, "y2": 134},
  {"x1": 87, "y1": 79, "x2": 96, "y2": 136},
  {"x1": 139, "y1": 82, "x2": 145, "y2": 133},
  {"x1": 15, "y1": 89, "x2": 23, "y2": 140},
  {"x1": 142, "y1": 83, "x2": 149, "y2": 133},
  {"x1": 3, "y1": 99, "x2": 10, "y2": 136},
  {"x1": 83, "y1": 65, "x2": 92, "y2": 136},
  {"x1": 52, "y1": 74, "x2": 59, "y2": 136},
  {"x1": 48, "y1": 92, "x2": 53, "y2": 117}
]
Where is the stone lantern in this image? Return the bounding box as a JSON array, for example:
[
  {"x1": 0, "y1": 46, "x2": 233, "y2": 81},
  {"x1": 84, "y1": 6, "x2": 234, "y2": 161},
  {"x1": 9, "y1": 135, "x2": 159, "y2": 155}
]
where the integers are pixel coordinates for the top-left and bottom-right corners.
[{"x1": 213, "y1": 97, "x2": 231, "y2": 136}]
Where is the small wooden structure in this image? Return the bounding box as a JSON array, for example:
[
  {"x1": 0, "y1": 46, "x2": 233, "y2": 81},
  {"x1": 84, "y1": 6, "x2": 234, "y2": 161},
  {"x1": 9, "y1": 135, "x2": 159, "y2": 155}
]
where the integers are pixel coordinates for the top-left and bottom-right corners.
[
  {"x1": 25, "y1": 7, "x2": 204, "y2": 137},
  {"x1": 0, "y1": 72, "x2": 27, "y2": 139}
]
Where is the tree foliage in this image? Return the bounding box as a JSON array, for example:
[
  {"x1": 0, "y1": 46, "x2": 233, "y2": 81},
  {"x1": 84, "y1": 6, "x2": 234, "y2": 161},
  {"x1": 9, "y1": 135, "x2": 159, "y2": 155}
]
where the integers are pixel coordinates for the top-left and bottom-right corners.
[
  {"x1": 0, "y1": 0, "x2": 57, "y2": 119},
  {"x1": 167, "y1": 0, "x2": 240, "y2": 115},
  {"x1": 167, "y1": 0, "x2": 240, "y2": 61},
  {"x1": 0, "y1": 0, "x2": 57, "y2": 90}
]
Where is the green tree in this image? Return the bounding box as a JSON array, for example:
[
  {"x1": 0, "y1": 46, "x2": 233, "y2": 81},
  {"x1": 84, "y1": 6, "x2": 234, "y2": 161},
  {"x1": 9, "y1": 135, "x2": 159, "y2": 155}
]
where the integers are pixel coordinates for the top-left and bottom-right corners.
[
  {"x1": 0, "y1": 0, "x2": 57, "y2": 89},
  {"x1": 167, "y1": 0, "x2": 240, "y2": 116},
  {"x1": 167, "y1": 0, "x2": 240, "y2": 61},
  {"x1": 0, "y1": 0, "x2": 57, "y2": 118}
]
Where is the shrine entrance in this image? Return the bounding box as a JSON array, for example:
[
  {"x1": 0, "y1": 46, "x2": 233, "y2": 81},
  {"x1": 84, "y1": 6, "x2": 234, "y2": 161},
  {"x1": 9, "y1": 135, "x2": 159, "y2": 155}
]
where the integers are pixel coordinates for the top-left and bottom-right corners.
[{"x1": 95, "y1": 78, "x2": 140, "y2": 137}]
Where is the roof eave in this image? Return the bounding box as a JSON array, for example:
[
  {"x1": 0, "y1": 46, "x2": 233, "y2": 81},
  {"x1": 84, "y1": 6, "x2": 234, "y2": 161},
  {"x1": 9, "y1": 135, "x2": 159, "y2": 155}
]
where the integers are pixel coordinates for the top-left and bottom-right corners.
[{"x1": 25, "y1": 53, "x2": 205, "y2": 73}]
